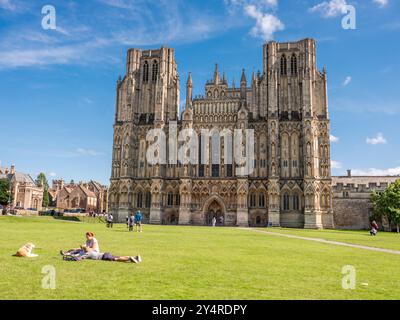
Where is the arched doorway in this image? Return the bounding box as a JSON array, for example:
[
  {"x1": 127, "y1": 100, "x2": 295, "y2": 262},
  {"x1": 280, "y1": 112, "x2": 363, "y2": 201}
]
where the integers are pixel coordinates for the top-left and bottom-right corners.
[
  {"x1": 163, "y1": 210, "x2": 178, "y2": 225},
  {"x1": 203, "y1": 197, "x2": 226, "y2": 226}
]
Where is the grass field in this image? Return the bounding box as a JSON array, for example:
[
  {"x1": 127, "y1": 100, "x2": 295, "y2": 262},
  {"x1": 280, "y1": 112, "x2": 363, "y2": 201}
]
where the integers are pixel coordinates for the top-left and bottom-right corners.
[{"x1": 1, "y1": 216, "x2": 400, "y2": 300}]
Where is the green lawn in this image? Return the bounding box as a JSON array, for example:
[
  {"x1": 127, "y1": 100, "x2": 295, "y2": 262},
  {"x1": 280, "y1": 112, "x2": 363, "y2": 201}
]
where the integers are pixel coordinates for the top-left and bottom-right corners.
[
  {"x1": 0, "y1": 216, "x2": 400, "y2": 300},
  {"x1": 258, "y1": 227, "x2": 400, "y2": 251}
]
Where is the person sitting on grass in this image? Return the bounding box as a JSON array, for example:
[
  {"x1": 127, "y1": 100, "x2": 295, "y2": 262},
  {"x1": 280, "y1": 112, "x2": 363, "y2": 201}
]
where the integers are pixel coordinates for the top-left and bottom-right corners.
[
  {"x1": 84, "y1": 250, "x2": 142, "y2": 264},
  {"x1": 370, "y1": 220, "x2": 379, "y2": 236},
  {"x1": 60, "y1": 232, "x2": 100, "y2": 257}
]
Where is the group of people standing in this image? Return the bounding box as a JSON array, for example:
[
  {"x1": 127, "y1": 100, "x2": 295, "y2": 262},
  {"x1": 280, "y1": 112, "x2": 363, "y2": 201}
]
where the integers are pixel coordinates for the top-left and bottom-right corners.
[
  {"x1": 211, "y1": 216, "x2": 224, "y2": 227},
  {"x1": 127, "y1": 211, "x2": 143, "y2": 232},
  {"x1": 105, "y1": 211, "x2": 143, "y2": 233}
]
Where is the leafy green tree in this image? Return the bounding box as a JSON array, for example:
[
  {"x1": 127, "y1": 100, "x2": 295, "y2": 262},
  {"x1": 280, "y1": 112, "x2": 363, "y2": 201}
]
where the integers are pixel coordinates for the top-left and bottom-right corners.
[
  {"x1": 0, "y1": 179, "x2": 11, "y2": 206},
  {"x1": 36, "y1": 173, "x2": 49, "y2": 189},
  {"x1": 371, "y1": 179, "x2": 400, "y2": 233},
  {"x1": 36, "y1": 173, "x2": 49, "y2": 208}
]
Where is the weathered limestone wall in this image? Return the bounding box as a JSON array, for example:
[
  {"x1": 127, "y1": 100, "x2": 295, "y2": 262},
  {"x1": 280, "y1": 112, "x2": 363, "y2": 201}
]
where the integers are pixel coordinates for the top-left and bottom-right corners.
[{"x1": 333, "y1": 198, "x2": 372, "y2": 230}]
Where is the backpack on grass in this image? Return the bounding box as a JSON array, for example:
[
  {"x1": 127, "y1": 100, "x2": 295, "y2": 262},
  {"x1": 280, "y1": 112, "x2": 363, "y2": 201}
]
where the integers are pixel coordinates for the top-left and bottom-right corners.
[{"x1": 62, "y1": 255, "x2": 82, "y2": 261}]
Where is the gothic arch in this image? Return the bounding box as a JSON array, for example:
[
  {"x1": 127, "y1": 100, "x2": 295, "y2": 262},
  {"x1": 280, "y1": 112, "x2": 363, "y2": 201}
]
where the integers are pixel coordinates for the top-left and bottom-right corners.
[{"x1": 202, "y1": 195, "x2": 227, "y2": 215}]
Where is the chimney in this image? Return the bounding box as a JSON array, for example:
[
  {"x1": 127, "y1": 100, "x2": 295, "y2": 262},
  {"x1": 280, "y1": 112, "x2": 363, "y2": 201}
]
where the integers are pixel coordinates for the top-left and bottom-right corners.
[
  {"x1": 10, "y1": 164, "x2": 15, "y2": 175},
  {"x1": 347, "y1": 169, "x2": 352, "y2": 177}
]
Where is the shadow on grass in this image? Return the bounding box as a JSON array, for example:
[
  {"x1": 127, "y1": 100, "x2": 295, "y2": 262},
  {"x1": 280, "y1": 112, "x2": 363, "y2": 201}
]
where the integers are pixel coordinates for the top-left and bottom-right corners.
[{"x1": 52, "y1": 216, "x2": 106, "y2": 224}]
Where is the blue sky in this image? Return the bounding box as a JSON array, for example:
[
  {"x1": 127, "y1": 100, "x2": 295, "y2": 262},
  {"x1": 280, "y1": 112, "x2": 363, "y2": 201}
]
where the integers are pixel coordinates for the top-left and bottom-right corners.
[{"x1": 0, "y1": 0, "x2": 399, "y2": 185}]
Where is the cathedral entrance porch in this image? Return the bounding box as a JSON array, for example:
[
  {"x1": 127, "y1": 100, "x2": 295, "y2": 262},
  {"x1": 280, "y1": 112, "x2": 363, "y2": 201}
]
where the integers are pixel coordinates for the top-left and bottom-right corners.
[{"x1": 203, "y1": 196, "x2": 226, "y2": 226}]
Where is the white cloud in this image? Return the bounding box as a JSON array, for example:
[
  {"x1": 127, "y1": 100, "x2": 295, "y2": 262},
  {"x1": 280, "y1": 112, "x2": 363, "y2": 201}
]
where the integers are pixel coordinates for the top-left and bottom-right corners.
[
  {"x1": 352, "y1": 167, "x2": 400, "y2": 176},
  {"x1": 244, "y1": 4, "x2": 284, "y2": 41},
  {"x1": 49, "y1": 172, "x2": 57, "y2": 177},
  {"x1": 0, "y1": 0, "x2": 16, "y2": 11},
  {"x1": 366, "y1": 133, "x2": 387, "y2": 145},
  {"x1": 343, "y1": 76, "x2": 351, "y2": 86},
  {"x1": 331, "y1": 160, "x2": 342, "y2": 169},
  {"x1": 76, "y1": 148, "x2": 103, "y2": 156},
  {"x1": 309, "y1": 0, "x2": 348, "y2": 18},
  {"x1": 330, "y1": 134, "x2": 339, "y2": 143},
  {"x1": 373, "y1": 0, "x2": 388, "y2": 8}
]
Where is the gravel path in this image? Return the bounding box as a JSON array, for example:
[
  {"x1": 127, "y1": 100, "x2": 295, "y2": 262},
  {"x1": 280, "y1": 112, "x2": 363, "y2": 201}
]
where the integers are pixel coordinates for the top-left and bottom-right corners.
[{"x1": 240, "y1": 228, "x2": 400, "y2": 255}]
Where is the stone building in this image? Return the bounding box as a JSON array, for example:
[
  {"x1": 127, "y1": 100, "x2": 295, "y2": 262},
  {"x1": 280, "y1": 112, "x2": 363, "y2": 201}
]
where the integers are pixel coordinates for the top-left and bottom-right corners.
[
  {"x1": 0, "y1": 164, "x2": 43, "y2": 210},
  {"x1": 332, "y1": 170, "x2": 399, "y2": 230},
  {"x1": 53, "y1": 179, "x2": 107, "y2": 213},
  {"x1": 108, "y1": 39, "x2": 334, "y2": 229}
]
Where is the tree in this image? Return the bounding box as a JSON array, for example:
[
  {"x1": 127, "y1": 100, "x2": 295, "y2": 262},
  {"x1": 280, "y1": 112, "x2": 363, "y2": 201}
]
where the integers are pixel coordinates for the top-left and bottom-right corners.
[
  {"x1": 36, "y1": 173, "x2": 49, "y2": 208},
  {"x1": 0, "y1": 179, "x2": 11, "y2": 206},
  {"x1": 371, "y1": 179, "x2": 400, "y2": 233}
]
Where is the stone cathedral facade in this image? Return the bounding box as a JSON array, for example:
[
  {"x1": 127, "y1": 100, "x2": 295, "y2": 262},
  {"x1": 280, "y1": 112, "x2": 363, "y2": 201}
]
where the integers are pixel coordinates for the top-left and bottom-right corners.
[{"x1": 109, "y1": 38, "x2": 334, "y2": 229}]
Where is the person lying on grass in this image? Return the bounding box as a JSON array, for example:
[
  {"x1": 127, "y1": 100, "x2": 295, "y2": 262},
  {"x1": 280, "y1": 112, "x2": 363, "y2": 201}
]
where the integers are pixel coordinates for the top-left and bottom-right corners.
[
  {"x1": 60, "y1": 232, "x2": 100, "y2": 257},
  {"x1": 83, "y1": 250, "x2": 142, "y2": 263}
]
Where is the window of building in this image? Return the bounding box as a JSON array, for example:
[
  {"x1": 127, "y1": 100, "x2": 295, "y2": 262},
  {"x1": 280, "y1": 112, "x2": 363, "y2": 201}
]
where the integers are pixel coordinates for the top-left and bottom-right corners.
[
  {"x1": 143, "y1": 61, "x2": 149, "y2": 82},
  {"x1": 145, "y1": 192, "x2": 151, "y2": 208},
  {"x1": 137, "y1": 192, "x2": 143, "y2": 208},
  {"x1": 175, "y1": 194, "x2": 180, "y2": 206},
  {"x1": 343, "y1": 191, "x2": 349, "y2": 198},
  {"x1": 291, "y1": 54, "x2": 297, "y2": 76},
  {"x1": 280, "y1": 55, "x2": 287, "y2": 76},
  {"x1": 167, "y1": 192, "x2": 174, "y2": 206},
  {"x1": 226, "y1": 164, "x2": 233, "y2": 177},
  {"x1": 212, "y1": 164, "x2": 220, "y2": 177},
  {"x1": 293, "y1": 194, "x2": 300, "y2": 211},
  {"x1": 250, "y1": 193, "x2": 256, "y2": 208},
  {"x1": 283, "y1": 160, "x2": 288, "y2": 167},
  {"x1": 283, "y1": 194, "x2": 290, "y2": 210},
  {"x1": 199, "y1": 164, "x2": 205, "y2": 177},
  {"x1": 152, "y1": 60, "x2": 158, "y2": 82},
  {"x1": 259, "y1": 194, "x2": 265, "y2": 208}
]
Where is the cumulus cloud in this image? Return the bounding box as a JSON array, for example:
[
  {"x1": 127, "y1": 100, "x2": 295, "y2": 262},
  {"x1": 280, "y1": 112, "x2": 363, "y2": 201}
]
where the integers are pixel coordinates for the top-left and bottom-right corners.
[
  {"x1": 330, "y1": 134, "x2": 339, "y2": 143},
  {"x1": 244, "y1": 4, "x2": 284, "y2": 41},
  {"x1": 373, "y1": 0, "x2": 388, "y2": 8},
  {"x1": 309, "y1": 0, "x2": 349, "y2": 18},
  {"x1": 331, "y1": 160, "x2": 342, "y2": 169},
  {"x1": 352, "y1": 167, "x2": 400, "y2": 176},
  {"x1": 366, "y1": 133, "x2": 387, "y2": 145},
  {"x1": 342, "y1": 76, "x2": 352, "y2": 86}
]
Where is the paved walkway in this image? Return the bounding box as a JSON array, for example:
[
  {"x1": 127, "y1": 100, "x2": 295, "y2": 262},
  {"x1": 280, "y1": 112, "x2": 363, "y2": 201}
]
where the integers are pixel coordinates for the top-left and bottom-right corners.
[{"x1": 240, "y1": 228, "x2": 400, "y2": 255}]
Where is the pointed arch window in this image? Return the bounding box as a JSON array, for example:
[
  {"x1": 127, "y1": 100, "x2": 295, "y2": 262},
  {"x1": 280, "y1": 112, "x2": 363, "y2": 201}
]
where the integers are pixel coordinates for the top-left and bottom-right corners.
[
  {"x1": 152, "y1": 60, "x2": 158, "y2": 82},
  {"x1": 280, "y1": 55, "x2": 287, "y2": 76},
  {"x1": 136, "y1": 192, "x2": 143, "y2": 208},
  {"x1": 167, "y1": 192, "x2": 174, "y2": 206},
  {"x1": 145, "y1": 192, "x2": 151, "y2": 208},
  {"x1": 283, "y1": 193, "x2": 290, "y2": 210},
  {"x1": 290, "y1": 54, "x2": 297, "y2": 76},
  {"x1": 143, "y1": 61, "x2": 149, "y2": 82},
  {"x1": 293, "y1": 194, "x2": 300, "y2": 211},
  {"x1": 259, "y1": 193, "x2": 266, "y2": 208}
]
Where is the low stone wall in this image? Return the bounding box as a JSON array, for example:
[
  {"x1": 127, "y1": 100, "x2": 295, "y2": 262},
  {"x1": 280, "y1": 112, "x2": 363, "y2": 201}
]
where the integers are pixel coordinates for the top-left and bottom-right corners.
[
  {"x1": 333, "y1": 198, "x2": 372, "y2": 230},
  {"x1": 15, "y1": 209, "x2": 39, "y2": 216}
]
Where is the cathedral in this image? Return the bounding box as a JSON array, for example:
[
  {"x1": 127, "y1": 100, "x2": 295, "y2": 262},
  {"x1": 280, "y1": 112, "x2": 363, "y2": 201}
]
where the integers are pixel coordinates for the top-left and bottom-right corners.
[{"x1": 108, "y1": 38, "x2": 334, "y2": 229}]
